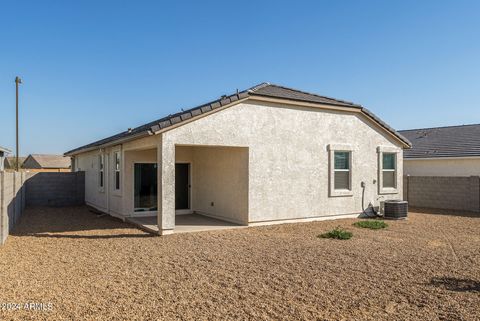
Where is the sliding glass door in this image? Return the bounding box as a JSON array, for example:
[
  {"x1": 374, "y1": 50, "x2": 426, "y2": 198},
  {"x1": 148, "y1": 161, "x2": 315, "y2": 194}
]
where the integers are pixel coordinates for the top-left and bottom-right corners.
[{"x1": 134, "y1": 163, "x2": 157, "y2": 213}]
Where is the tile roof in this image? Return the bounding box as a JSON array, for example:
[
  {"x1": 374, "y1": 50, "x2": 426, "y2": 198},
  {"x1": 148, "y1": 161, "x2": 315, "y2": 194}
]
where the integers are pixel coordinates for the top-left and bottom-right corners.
[
  {"x1": 65, "y1": 83, "x2": 410, "y2": 155},
  {"x1": 399, "y1": 124, "x2": 480, "y2": 159},
  {"x1": 26, "y1": 154, "x2": 71, "y2": 169},
  {"x1": 249, "y1": 83, "x2": 362, "y2": 107}
]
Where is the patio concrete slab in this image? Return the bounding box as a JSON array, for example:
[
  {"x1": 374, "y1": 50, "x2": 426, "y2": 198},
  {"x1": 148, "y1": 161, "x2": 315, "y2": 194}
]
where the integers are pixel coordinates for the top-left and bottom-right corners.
[
  {"x1": 126, "y1": 216, "x2": 159, "y2": 234},
  {"x1": 126, "y1": 214, "x2": 244, "y2": 235}
]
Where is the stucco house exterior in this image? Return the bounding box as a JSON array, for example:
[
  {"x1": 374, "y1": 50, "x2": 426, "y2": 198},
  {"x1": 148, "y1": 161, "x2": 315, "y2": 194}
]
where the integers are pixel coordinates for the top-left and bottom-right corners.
[
  {"x1": 0, "y1": 146, "x2": 12, "y2": 171},
  {"x1": 400, "y1": 124, "x2": 480, "y2": 176},
  {"x1": 65, "y1": 83, "x2": 411, "y2": 235},
  {"x1": 22, "y1": 154, "x2": 71, "y2": 172}
]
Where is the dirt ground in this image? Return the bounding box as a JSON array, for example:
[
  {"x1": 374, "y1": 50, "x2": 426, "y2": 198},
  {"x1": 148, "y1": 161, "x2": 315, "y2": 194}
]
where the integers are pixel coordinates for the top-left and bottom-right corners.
[{"x1": 0, "y1": 207, "x2": 479, "y2": 321}]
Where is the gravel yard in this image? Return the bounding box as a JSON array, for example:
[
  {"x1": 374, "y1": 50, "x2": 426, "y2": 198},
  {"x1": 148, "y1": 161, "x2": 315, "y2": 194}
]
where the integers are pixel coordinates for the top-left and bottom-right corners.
[{"x1": 1, "y1": 207, "x2": 479, "y2": 320}]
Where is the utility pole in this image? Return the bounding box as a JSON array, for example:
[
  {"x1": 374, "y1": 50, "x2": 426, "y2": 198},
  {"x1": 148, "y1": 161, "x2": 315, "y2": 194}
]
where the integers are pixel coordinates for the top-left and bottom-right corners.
[{"x1": 15, "y1": 76, "x2": 22, "y2": 171}]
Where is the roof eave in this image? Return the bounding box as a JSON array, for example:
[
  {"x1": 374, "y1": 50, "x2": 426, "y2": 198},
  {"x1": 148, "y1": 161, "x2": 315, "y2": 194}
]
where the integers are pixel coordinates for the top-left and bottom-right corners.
[
  {"x1": 250, "y1": 95, "x2": 411, "y2": 149},
  {"x1": 404, "y1": 154, "x2": 480, "y2": 160},
  {"x1": 65, "y1": 83, "x2": 410, "y2": 155},
  {"x1": 248, "y1": 92, "x2": 363, "y2": 109},
  {"x1": 40, "y1": 167, "x2": 71, "y2": 169},
  {"x1": 360, "y1": 108, "x2": 412, "y2": 149},
  {"x1": 64, "y1": 131, "x2": 151, "y2": 156}
]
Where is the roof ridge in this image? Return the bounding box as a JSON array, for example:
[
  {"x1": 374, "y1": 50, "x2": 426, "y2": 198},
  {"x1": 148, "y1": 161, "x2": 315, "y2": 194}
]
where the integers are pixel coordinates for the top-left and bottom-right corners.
[
  {"x1": 247, "y1": 82, "x2": 270, "y2": 92},
  {"x1": 263, "y1": 83, "x2": 362, "y2": 107},
  {"x1": 399, "y1": 123, "x2": 480, "y2": 132},
  {"x1": 65, "y1": 82, "x2": 410, "y2": 155}
]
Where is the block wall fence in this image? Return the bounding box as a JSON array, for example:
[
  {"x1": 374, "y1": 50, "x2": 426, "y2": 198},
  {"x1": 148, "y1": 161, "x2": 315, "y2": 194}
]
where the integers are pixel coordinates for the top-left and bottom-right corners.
[
  {"x1": 404, "y1": 175, "x2": 480, "y2": 213},
  {"x1": 2, "y1": 172, "x2": 478, "y2": 244},
  {"x1": 0, "y1": 171, "x2": 84, "y2": 245}
]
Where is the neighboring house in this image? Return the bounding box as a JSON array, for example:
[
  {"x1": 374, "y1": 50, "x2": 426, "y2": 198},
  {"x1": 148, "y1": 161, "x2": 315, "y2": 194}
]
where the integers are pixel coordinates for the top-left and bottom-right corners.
[
  {"x1": 22, "y1": 154, "x2": 72, "y2": 172},
  {"x1": 65, "y1": 83, "x2": 411, "y2": 235},
  {"x1": 3, "y1": 156, "x2": 25, "y2": 171},
  {"x1": 0, "y1": 146, "x2": 12, "y2": 171},
  {"x1": 400, "y1": 124, "x2": 480, "y2": 176}
]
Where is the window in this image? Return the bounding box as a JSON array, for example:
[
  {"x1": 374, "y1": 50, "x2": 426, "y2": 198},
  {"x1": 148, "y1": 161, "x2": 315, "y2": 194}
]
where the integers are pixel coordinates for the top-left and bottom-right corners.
[
  {"x1": 382, "y1": 153, "x2": 396, "y2": 188},
  {"x1": 134, "y1": 163, "x2": 158, "y2": 212},
  {"x1": 98, "y1": 154, "x2": 104, "y2": 189},
  {"x1": 328, "y1": 144, "x2": 353, "y2": 197},
  {"x1": 377, "y1": 146, "x2": 399, "y2": 194},
  {"x1": 334, "y1": 151, "x2": 351, "y2": 190},
  {"x1": 114, "y1": 151, "x2": 121, "y2": 190}
]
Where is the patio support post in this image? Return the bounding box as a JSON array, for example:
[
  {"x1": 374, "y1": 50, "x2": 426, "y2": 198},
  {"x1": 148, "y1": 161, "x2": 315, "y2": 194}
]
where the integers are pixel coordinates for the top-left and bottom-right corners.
[{"x1": 157, "y1": 135, "x2": 175, "y2": 235}]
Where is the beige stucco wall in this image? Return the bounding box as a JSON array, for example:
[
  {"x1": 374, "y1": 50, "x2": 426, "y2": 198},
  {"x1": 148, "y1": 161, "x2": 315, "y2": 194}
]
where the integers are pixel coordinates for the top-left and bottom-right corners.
[
  {"x1": 76, "y1": 149, "x2": 108, "y2": 212},
  {"x1": 75, "y1": 135, "x2": 161, "y2": 218},
  {"x1": 404, "y1": 158, "x2": 480, "y2": 176},
  {"x1": 75, "y1": 99, "x2": 405, "y2": 232},
  {"x1": 175, "y1": 146, "x2": 248, "y2": 224},
  {"x1": 160, "y1": 100, "x2": 404, "y2": 229}
]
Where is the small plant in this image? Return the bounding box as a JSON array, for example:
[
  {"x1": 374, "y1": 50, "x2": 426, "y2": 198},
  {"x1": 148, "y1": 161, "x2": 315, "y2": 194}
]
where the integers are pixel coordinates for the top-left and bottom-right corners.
[
  {"x1": 318, "y1": 227, "x2": 352, "y2": 240},
  {"x1": 353, "y1": 220, "x2": 388, "y2": 230}
]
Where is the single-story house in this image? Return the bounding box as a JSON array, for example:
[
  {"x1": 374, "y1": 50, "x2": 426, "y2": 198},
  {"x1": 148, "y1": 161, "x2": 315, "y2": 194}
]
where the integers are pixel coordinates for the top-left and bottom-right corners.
[
  {"x1": 65, "y1": 83, "x2": 411, "y2": 235},
  {"x1": 22, "y1": 154, "x2": 72, "y2": 172},
  {"x1": 0, "y1": 146, "x2": 12, "y2": 171},
  {"x1": 4, "y1": 157, "x2": 26, "y2": 170},
  {"x1": 400, "y1": 124, "x2": 480, "y2": 176}
]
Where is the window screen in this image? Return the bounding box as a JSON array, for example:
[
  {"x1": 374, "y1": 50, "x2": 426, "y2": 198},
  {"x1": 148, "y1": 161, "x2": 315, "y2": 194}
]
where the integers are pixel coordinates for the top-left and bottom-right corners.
[
  {"x1": 382, "y1": 153, "x2": 396, "y2": 188},
  {"x1": 334, "y1": 151, "x2": 350, "y2": 190}
]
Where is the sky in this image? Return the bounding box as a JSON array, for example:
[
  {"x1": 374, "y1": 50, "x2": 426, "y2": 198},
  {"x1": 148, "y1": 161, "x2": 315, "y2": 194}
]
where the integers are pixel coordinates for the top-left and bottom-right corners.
[{"x1": 0, "y1": 0, "x2": 479, "y2": 156}]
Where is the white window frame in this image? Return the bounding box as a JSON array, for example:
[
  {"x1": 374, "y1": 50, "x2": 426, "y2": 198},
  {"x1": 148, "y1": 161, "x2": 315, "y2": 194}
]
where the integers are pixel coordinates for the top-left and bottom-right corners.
[
  {"x1": 328, "y1": 144, "x2": 354, "y2": 197},
  {"x1": 377, "y1": 146, "x2": 399, "y2": 194},
  {"x1": 113, "y1": 149, "x2": 122, "y2": 194},
  {"x1": 98, "y1": 153, "x2": 105, "y2": 192}
]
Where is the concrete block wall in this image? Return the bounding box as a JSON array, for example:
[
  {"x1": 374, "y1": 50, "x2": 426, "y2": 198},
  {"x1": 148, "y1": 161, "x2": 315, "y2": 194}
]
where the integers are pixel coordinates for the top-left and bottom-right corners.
[
  {"x1": 25, "y1": 172, "x2": 85, "y2": 207},
  {"x1": 0, "y1": 171, "x2": 84, "y2": 245},
  {"x1": 0, "y1": 172, "x2": 26, "y2": 245},
  {"x1": 404, "y1": 176, "x2": 480, "y2": 212}
]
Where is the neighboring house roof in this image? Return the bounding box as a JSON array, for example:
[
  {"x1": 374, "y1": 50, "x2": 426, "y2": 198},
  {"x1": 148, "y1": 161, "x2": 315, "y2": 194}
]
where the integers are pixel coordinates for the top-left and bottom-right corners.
[
  {"x1": 399, "y1": 124, "x2": 480, "y2": 159},
  {"x1": 0, "y1": 146, "x2": 12, "y2": 153},
  {"x1": 65, "y1": 83, "x2": 411, "y2": 155},
  {"x1": 4, "y1": 156, "x2": 26, "y2": 169},
  {"x1": 23, "y1": 154, "x2": 71, "y2": 169}
]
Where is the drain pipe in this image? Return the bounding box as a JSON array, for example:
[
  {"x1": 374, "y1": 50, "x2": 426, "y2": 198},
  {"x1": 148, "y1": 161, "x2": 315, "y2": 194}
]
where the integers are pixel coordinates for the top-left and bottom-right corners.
[{"x1": 361, "y1": 181, "x2": 383, "y2": 218}]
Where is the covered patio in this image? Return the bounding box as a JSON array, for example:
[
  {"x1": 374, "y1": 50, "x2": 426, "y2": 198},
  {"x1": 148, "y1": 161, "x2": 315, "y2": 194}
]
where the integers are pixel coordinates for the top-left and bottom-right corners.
[
  {"x1": 126, "y1": 213, "x2": 244, "y2": 234},
  {"x1": 123, "y1": 142, "x2": 249, "y2": 235}
]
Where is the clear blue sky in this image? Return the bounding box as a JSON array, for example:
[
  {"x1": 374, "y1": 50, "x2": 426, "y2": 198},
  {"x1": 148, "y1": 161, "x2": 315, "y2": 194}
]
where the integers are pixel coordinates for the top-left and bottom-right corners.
[{"x1": 1, "y1": 0, "x2": 479, "y2": 155}]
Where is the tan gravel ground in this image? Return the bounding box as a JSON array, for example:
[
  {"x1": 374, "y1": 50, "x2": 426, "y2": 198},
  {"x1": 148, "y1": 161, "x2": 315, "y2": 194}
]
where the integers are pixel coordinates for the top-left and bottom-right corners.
[{"x1": 0, "y1": 207, "x2": 479, "y2": 321}]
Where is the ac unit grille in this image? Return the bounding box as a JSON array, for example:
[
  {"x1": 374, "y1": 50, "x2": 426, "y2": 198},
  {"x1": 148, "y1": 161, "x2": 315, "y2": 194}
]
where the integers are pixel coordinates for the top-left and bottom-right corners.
[{"x1": 384, "y1": 200, "x2": 408, "y2": 219}]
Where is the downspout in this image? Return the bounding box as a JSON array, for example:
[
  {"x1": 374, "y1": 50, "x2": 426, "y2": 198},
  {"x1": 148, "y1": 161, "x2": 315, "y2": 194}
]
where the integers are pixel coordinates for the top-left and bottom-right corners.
[{"x1": 361, "y1": 181, "x2": 383, "y2": 218}]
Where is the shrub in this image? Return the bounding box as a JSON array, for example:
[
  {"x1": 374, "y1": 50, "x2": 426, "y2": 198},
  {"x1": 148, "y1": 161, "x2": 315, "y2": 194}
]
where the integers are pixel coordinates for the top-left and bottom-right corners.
[
  {"x1": 318, "y1": 227, "x2": 352, "y2": 240},
  {"x1": 353, "y1": 220, "x2": 388, "y2": 230}
]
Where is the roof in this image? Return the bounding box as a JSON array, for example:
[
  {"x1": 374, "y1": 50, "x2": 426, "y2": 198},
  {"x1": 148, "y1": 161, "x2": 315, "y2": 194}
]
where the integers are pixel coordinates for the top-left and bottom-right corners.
[
  {"x1": 4, "y1": 156, "x2": 26, "y2": 169},
  {"x1": 25, "y1": 154, "x2": 71, "y2": 169},
  {"x1": 65, "y1": 83, "x2": 411, "y2": 155},
  {"x1": 250, "y1": 83, "x2": 362, "y2": 108},
  {"x1": 399, "y1": 124, "x2": 480, "y2": 159},
  {"x1": 0, "y1": 146, "x2": 12, "y2": 153}
]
